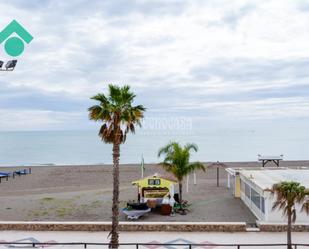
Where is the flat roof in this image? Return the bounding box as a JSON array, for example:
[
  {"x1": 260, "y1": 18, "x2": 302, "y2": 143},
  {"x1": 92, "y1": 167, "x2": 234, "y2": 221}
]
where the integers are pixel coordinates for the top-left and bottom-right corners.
[
  {"x1": 240, "y1": 169, "x2": 309, "y2": 190},
  {"x1": 258, "y1": 155, "x2": 283, "y2": 160}
]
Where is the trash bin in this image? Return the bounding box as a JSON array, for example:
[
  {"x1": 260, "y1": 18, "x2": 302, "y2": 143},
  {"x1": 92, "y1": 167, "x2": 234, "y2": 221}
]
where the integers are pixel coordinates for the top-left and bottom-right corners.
[{"x1": 161, "y1": 204, "x2": 172, "y2": 215}]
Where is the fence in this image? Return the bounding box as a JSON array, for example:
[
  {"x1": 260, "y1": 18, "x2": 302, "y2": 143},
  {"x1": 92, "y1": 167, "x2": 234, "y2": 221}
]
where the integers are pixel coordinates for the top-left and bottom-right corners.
[{"x1": 0, "y1": 242, "x2": 308, "y2": 249}]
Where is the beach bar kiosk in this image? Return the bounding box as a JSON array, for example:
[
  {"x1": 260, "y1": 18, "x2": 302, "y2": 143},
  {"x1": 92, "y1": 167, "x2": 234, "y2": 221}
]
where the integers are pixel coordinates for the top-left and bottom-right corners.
[
  {"x1": 226, "y1": 167, "x2": 309, "y2": 223},
  {"x1": 132, "y1": 173, "x2": 177, "y2": 205}
]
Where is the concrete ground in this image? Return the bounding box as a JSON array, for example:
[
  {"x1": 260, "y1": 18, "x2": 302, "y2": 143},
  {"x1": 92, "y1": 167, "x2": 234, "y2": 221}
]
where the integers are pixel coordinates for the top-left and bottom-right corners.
[{"x1": 0, "y1": 231, "x2": 308, "y2": 249}]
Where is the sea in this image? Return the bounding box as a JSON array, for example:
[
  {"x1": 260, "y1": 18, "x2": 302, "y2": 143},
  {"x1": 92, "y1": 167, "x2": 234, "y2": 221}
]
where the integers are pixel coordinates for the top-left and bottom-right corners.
[{"x1": 1, "y1": 122, "x2": 309, "y2": 166}]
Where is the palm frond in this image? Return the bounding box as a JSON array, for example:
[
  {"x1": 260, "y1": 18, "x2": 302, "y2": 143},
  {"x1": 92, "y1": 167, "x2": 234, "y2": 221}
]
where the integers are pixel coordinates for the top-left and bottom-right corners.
[
  {"x1": 292, "y1": 208, "x2": 297, "y2": 223},
  {"x1": 157, "y1": 141, "x2": 176, "y2": 157},
  {"x1": 88, "y1": 105, "x2": 103, "y2": 121},
  {"x1": 157, "y1": 142, "x2": 203, "y2": 184},
  {"x1": 301, "y1": 200, "x2": 309, "y2": 215},
  {"x1": 188, "y1": 162, "x2": 206, "y2": 172},
  {"x1": 158, "y1": 162, "x2": 173, "y2": 172},
  {"x1": 88, "y1": 84, "x2": 146, "y2": 144},
  {"x1": 184, "y1": 143, "x2": 199, "y2": 153},
  {"x1": 270, "y1": 181, "x2": 308, "y2": 224},
  {"x1": 90, "y1": 93, "x2": 108, "y2": 104}
]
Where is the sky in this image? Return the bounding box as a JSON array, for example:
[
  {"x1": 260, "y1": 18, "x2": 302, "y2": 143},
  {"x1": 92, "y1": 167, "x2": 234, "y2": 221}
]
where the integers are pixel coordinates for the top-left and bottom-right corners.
[{"x1": 1, "y1": 0, "x2": 309, "y2": 131}]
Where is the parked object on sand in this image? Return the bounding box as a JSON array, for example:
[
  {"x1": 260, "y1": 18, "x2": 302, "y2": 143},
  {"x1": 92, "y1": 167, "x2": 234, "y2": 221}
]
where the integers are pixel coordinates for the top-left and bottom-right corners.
[
  {"x1": 0, "y1": 173, "x2": 9, "y2": 182},
  {"x1": 122, "y1": 207, "x2": 151, "y2": 220},
  {"x1": 14, "y1": 168, "x2": 31, "y2": 176},
  {"x1": 161, "y1": 204, "x2": 172, "y2": 215},
  {"x1": 146, "y1": 199, "x2": 157, "y2": 209},
  {"x1": 0, "y1": 168, "x2": 31, "y2": 183},
  {"x1": 127, "y1": 202, "x2": 148, "y2": 210},
  {"x1": 258, "y1": 154, "x2": 283, "y2": 167}
]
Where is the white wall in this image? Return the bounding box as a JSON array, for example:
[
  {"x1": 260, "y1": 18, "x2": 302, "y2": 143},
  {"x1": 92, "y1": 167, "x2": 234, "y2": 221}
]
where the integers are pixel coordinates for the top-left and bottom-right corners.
[
  {"x1": 265, "y1": 192, "x2": 309, "y2": 223},
  {"x1": 240, "y1": 176, "x2": 309, "y2": 223},
  {"x1": 240, "y1": 178, "x2": 265, "y2": 221}
]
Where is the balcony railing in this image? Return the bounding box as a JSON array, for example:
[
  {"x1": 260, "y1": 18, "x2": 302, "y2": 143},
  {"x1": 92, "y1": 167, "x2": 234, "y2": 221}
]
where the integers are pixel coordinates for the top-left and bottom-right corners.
[{"x1": 0, "y1": 242, "x2": 308, "y2": 248}]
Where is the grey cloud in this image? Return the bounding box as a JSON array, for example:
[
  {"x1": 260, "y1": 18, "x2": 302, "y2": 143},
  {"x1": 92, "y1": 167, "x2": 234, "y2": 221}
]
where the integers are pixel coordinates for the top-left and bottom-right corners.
[
  {"x1": 221, "y1": 3, "x2": 256, "y2": 29},
  {"x1": 207, "y1": 3, "x2": 256, "y2": 29},
  {"x1": 0, "y1": 82, "x2": 87, "y2": 112},
  {"x1": 297, "y1": 1, "x2": 309, "y2": 12},
  {"x1": 2, "y1": 0, "x2": 309, "y2": 131},
  {"x1": 24, "y1": 0, "x2": 188, "y2": 20},
  {"x1": 9, "y1": 0, "x2": 51, "y2": 9},
  {"x1": 190, "y1": 58, "x2": 309, "y2": 83},
  {"x1": 90, "y1": 0, "x2": 187, "y2": 18}
]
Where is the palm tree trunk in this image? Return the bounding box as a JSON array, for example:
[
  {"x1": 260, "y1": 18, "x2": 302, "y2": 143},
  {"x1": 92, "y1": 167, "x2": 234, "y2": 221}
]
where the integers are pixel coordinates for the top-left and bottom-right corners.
[
  {"x1": 179, "y1": 182, "x2": 183, "y2": 208},
  {"x1": 110, "y1": 140, "x2": 120, "y2": 249},
  {"x1": 287, "y1": 209, "x2": 292, "y2": 249}
]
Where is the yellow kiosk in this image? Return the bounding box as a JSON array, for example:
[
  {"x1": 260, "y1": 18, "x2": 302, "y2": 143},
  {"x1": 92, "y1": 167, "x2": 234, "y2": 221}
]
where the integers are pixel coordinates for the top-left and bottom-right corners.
[{"x1": 132, "y1": 173, "x2": 177, "y2": 205}]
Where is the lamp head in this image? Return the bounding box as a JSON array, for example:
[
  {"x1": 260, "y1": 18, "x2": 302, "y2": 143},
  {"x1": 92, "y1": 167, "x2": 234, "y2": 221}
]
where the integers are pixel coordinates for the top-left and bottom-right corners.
[{"x1": 5, "y1": 60, "x2": 17, "y2": 70}]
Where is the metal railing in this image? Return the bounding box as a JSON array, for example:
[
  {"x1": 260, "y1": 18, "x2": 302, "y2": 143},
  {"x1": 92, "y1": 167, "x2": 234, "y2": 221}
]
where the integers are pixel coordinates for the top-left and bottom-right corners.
[{"x1": 0, "y1": 242, "x2": 308, "y2": 248}]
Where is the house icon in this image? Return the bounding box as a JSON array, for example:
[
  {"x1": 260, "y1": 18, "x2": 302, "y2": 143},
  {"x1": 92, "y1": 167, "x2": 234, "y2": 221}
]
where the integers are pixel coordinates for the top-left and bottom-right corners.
[{"x1": 0, "y1": 20, "x2": 33, "y2": 57}]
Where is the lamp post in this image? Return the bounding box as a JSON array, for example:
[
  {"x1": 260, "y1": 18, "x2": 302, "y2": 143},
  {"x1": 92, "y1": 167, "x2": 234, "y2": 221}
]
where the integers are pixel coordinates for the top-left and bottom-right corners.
[{"x1": 0, "y1": 60, "x2": 17, "y2": 71}]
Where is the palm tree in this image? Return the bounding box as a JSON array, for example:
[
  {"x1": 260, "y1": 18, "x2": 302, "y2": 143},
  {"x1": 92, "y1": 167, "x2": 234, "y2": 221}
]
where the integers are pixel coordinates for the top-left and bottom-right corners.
[
  {"x1": 269, "y1": 181, "x2": 309, "y2": 249},
  {"x1": 157, "y1": 142, "x2": 206, "y2": 207},
  {"x1": 88, "y1": 84, "x2": 145, "y2": 248}
]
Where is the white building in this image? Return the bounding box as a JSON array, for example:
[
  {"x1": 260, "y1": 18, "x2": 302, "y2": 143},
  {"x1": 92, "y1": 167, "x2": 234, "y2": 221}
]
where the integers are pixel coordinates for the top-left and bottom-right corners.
[{"x1": 226, "y1": 168, "x2": 309, "y2": 223}]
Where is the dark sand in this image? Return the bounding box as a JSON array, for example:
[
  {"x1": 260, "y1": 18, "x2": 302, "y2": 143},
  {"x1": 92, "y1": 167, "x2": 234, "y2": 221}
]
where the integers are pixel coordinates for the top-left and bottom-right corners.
[{"x1": 0, "y1": 160, "x2": 308, "y2": 222}]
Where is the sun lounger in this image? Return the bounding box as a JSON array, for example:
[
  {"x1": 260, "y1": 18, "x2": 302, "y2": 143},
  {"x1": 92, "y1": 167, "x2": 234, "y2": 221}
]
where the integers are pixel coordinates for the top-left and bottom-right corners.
[
  {"x1": 0, "y1": 173, "x2": 9, "y2": 183},
  {"x1": 0, "y1": 168, "x2": 31, "y2": 183},
  {"x1": 0, "y1": 172, "x2": 12, "y2": 176},
  {"x1": 122, "y1": 207, "x2": 151, "y2": 220},
  {"x1": 13, "y1": 168, "x2": 31, "y2": 176},
  {"x1": 14, "y1": 170, "x2": 27, "y2": 175}
]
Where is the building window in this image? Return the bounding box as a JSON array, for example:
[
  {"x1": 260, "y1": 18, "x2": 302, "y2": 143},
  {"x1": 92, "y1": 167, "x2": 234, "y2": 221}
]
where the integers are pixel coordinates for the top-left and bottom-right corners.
[
  {"x1": 251, "y1": 188, "x2": 261, "y2": 210},
  {"x1": 261, "y1": 197, "x2": 265, "y2": 214},
  {"x1": 245, "y1": 182, "x2": 250, "y2": 199},
  {"x1": 148, "y1": 179, "x2": 160, "y2": 185},
  {"x1": 230, "y1": 176, "x2": 235, "y2": 194},
  {"x1": 241, "y1": 180, "x2": 245, "y2": 193}
]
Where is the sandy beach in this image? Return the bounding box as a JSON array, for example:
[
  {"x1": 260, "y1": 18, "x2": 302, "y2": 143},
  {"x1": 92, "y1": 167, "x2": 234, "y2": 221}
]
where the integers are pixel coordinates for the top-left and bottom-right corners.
[{"x1": 0, "y1": 161, "x2": 308, "y2": 222}]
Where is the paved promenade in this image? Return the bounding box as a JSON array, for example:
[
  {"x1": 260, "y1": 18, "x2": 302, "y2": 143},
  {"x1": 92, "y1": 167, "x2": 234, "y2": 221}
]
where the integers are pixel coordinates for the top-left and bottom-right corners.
[{"x1": 0, "y1": 231, "x2": 308, "y2": 249}]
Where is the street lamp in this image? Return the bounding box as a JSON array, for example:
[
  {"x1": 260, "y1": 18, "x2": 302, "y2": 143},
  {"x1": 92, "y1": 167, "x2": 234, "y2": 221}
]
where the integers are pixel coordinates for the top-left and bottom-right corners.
[{"x1": 0, "y1": 60, "x2": 17, "y2": 71}]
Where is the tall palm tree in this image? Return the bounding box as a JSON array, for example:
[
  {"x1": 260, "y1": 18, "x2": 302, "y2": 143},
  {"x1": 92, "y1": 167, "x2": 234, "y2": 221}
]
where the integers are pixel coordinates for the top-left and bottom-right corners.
[
  {"x1": 88, "y1": 84, "x2": 145, "y2": 248},
  {"x1": 158, "y1": 142, "x2": 206, "y2": 207},
  {"x1": 269, "y1": 181, "x2": 309, "y2": 249}
]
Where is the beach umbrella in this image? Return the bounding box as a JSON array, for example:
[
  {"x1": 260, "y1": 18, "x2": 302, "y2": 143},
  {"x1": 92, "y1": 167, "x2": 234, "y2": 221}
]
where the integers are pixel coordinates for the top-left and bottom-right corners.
[{"x1": 208, "y1": 161, "x2": 227, "y2": 187}]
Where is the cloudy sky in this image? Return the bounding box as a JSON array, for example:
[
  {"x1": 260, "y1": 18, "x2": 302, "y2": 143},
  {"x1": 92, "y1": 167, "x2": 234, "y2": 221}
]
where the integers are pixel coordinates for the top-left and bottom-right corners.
[{"x1": 1, "y1": 0, "x2": 309, "y2": 131}]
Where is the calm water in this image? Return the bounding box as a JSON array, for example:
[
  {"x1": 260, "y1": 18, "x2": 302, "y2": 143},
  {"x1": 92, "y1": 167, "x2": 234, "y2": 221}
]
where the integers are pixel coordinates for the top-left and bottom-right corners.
[{"x1": 0, "y1": 123, "x2": 309, "y2": 166}]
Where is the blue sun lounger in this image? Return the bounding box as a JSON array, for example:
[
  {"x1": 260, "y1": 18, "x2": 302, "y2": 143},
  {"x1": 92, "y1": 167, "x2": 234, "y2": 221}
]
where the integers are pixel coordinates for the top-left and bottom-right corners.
[
  {"x1": 14, "y1": 169, "x2": 27, "y2": 176},
  {"x1": 0, "y1": 172, "x2": 12, "y2": 176},
  {"x1": 0, "y1": 173, "x2": 9, "y2": 182},
  {"x1": 0, "y1": 168, "x2": 32, "y2": 183},
  {"x1": 13, "y1": 168, "x2": 31, "y2": 176}
]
